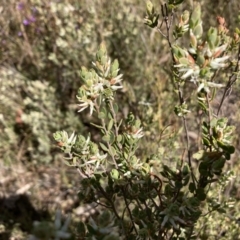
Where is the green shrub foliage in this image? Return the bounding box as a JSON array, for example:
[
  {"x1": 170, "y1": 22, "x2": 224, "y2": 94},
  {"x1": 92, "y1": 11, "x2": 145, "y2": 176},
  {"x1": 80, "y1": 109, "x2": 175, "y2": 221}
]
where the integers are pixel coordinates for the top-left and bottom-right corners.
[
  {"x1": 0, "y1": 0, "x2": 240, "y2": 239},
  {"x1": 52, "y1": 1, "x2": 240, "y2": 239}
]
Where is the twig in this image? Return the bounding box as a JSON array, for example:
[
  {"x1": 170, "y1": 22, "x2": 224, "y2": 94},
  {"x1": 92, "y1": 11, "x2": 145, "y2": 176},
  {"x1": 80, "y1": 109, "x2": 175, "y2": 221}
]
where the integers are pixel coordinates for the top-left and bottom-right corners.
[
  {"x1": 159, "y1": 3, "x2": 197, "y2": 188},
  {"x1": 206, "y1": 93, "x2": 213, "y2": 152},
  {"x1": 150, "y1": 173, "x2": 163, "y2": 206},
  {"x1": 217, "y1": 43, "x2": 240, "y2": 115},
  {"x1": 121, "y1": 186, "x2": 138, "y2": 235}
]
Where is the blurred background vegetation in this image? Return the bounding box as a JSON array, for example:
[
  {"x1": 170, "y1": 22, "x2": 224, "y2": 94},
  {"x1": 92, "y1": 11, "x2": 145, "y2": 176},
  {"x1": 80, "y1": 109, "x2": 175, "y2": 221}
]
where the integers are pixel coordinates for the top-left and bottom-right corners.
[{"x1": 0, "y1": 0, "x2": 240, "y2": 239}]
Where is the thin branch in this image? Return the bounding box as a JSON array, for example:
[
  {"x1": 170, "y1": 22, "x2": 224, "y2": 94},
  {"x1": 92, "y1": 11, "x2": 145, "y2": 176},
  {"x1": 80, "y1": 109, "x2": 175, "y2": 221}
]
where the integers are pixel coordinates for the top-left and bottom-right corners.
[
  {"x1": 217, "y1": 43, "x2": 240, "y2": 115},
  {"x1": 206, "y1": 93, "x2": 213, "y2": 152},
  {"x1": 121, "y1": 186, "x2": 138, "y2": 235},
  {"x1": 96, "y1": 182, "x2": 122, "y2": 223},
  {"x1": 159, "y1": 3, "x2": 198, "y2": 189},
  {"x1": 150, "y1": 173, "x2": 163, "y2": 206}
]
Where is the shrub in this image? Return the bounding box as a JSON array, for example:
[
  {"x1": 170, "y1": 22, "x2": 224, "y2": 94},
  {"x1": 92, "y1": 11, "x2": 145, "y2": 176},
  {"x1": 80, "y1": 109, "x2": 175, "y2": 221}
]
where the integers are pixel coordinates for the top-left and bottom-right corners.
[{"x1": 51, "y1": 1, "x2": 240, "y2": 239}]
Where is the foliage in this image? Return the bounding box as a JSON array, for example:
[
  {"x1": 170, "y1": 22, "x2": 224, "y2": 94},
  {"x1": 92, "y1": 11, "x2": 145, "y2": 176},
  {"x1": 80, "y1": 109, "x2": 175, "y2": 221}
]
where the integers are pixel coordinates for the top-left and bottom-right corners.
[
  {"x1": 53, "y1": 1, "x2": 240, "y2": 238},
  {"x1": 29, "y1": 210, "x2": 71, "y2": 240},
  {"x1": 0, "y1": 0, "x2": 240, "y2": 239}
]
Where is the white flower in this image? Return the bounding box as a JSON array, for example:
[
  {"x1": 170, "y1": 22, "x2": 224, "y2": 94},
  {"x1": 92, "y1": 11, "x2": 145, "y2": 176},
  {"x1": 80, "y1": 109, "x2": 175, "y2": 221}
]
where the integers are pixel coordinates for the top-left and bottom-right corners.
[
  {"x1": 212, "y1": 44, "x2": 228, "y2": 57},
  {"x1": 108, "y1": 74, "x2": 123, "y2": 90},
  {"x1": 78, "y1": 99, "x2": 95, "y2": 115},
  {"x1": 175, "y1": 64, "x2": 200, "y2": 81},
  {"x1": 207, "y1": 82, "x2": 224, "y2": 88},
  {"x1": 210, "y1": 55, "x2": 229, "y2": 69},
  {"x1": 133, "y1": 128, "x2": 144, "y2": 139},
  {"x1": 127, "y1": 127, "x2": 144, "y2": 139},
  {"x1": 197, "y1": 82, "x2": 209, "y2": 93},
  {"x1": 181, "y1": 68, "x2": 194, "y2": 79},
  {"x1": 92, "y1": 81, "x2": 104, "y2": 92},
  {"x1": 90, "y1": 153, "x2": 108, "y2": 161},
  {"x1": 67, "y1": 132, "x2": 76, "y2": 145}
]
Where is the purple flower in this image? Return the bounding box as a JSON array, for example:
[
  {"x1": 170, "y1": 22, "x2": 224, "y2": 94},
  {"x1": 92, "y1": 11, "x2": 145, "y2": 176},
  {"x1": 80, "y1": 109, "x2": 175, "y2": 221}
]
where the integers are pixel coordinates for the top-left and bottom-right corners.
[
  {"x1": 29, "y1": 15, "x2": 36, "y2": 23},
  {"x1": 31, "y1": 6, "x2": 37, "y2": 13},
  {"x1": 18, "y1": 31, "x2": 23, "y2": 37},
  {"x1": 23, "y1": 19, "x2": 30, "y2": 26},
  {"x1": 17, "y1": 2, "x2": 24, "y2": 10}
]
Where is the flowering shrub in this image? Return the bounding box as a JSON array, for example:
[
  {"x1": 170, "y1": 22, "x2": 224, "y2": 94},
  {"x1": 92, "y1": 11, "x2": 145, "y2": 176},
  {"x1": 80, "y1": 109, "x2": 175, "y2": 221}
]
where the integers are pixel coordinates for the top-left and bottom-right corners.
[
  {"x1": 0, "y1": 0, "x2": 240, "y2": 239},
  {"x1": 53, "y1": 1, "x2": 240, "y2": 238}
]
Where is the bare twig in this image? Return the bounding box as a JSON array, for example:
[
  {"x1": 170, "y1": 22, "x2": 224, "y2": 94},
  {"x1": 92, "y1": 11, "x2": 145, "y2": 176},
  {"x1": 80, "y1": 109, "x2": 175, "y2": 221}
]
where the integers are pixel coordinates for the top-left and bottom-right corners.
[
  {"x1": 121, "y1": 186, "x2": 138, "y2": 235},
  {"x1": 217, "y1": 43, "x2": 240, "y2": 115}
]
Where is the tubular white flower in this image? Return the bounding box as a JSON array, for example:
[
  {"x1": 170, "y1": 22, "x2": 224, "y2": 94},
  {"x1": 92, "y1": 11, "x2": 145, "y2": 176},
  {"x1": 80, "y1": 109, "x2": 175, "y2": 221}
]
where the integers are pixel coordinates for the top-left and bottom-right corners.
[
  {"x1": 92, "y1": 82, "x2": 104, "y2": 93},
  {"x1": 67, "y1": 132, "x2": 76, "y2": 145},
  {"x1": 108, "y1": 74, "x2": 123, "y2": 90},
  {"x1": 212, "y1": 44, "x2": 228, "y2": 56},
  {"x1": 207, "y1": 82, "x2": 224, "y2": 88},
  {"x1": 111, "y1": 85, "x2": 123, "y2": 90},
  {"x1": 127, "y1": 127, "x2": 144, "y2": 139},
  {"x1": 104, "y1": 59, "x2": 111, "y2": 77},
  {"x1": 210, "y1": 55, "x2": 229, "y2": 69},
  {"x1": 78, "y1": 99, "x2": 95, "y2": 115},
  {"x1": 181, "y1": 68, "x2": 194, "y2": 79},
  {"x1": 175, "y1": 64, "x2": 200, "y2": 81},
  {"x1": 77, "y1": 101, "x2": 89, "y2": 112},
  {"x1": 90, "y1": 153, "x2": 107, "y2": 161}
]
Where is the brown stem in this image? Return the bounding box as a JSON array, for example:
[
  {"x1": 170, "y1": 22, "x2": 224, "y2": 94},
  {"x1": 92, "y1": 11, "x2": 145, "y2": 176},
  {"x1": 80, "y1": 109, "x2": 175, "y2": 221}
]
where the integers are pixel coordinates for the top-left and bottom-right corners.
[
  {"x1": 121, "y1": 186, "x2": 138, "y2": 235},
  {"x1": 217, "y1": 43, "x2": 240, "y2": 115}
]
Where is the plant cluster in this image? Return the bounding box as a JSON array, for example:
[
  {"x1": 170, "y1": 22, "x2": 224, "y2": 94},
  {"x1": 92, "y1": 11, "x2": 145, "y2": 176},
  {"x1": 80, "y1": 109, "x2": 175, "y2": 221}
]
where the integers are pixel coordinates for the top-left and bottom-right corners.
[
  {"x1": 1, "y1": 0, "x2": 240, "y2": 239},
  {"x1": 52, "y1": 1, "x2": 240, "y2": 239}
]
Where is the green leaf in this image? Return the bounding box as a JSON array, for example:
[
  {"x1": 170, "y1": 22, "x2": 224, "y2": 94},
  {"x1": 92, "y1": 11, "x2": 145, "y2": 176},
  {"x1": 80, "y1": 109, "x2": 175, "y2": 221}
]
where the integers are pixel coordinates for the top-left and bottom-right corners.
[
  {"x1": 109, "y1": 146, "x2": 116, "y2": 156},
  {"x1": 193, "y1": 24, "x2": 203, "y2": 39},
  {"x1": 198, "y1": 162, "x2": 209, "y2": 176},
  {"x1": 108, "y1": 119, "x2": 114, "y2": 131},
  {"x1": 111, "y1": 169, "x2": 119, "y2": 180},
  {"x1": 123, "y1": 151, "x2": 128, "y2": 159},
  {"x1": 103, "y1": 134, "x2": 110, "y2": 142},
  {"x1": 182, "y1": 165, "x2": 189, "y2": 175},
  {"x1": 117, "y1": 134, "x2": 122, "y2": 143},
  {"x1": 53, "y1": 131, "x2": 62, "y2": 142},
  {"x1": 196, "y1": 188, "x2": 206, "y2": 201},
  {"x1": 193, "y1": 150, "x2": 205, "y2": 160},
  {"x1": 189, "y1": 182, "x2": 196, "y2": 193},
  {"x1": 224, "y1": 152, "x2": 231, "y2": 160},
  {"x1": 99, "y1": 111, "x2": 106, "y2": 119},
  {"x1": 113, "y1": 103, "x2": 119, "y2": 114},
  {"x1": 212, "y1": 158, "x2": 225, "y2": 171},
  {"x1": 99, "y1": 143, "x2": 109, "y2": 152},
  {"x1": 207, "y1": 27, "x2": 218, "y2": 49},
  {"x1": 91, "y1": 122, "x2": 104, "y2": 130},
  {"x1": 217, "y1": 141, "x2": 235, "y2": 154},
  {"x1": 109, "y1": 131, "x2": 115, "y2": 144},
  {"x1": 202, "y1": 137, "x2": 211, "y2": 147},
  {"x1": 189, "y1": 4, "x2": 201, "y2": 28},
  {"x1": 87, "y1": 223, "x2": 98, "y2": 235},
  {"x1": 111, "y1": 59, "x2": 119, "y2": 71},
  {"x1": 98, "y1": 107, "x2": 107, "y2": 119},
  {"x1": 182, "y1": 175, "x2": 190, "y2": 186},
  {"x1": 226, "y1": 145, "x2": 235, "y2": 154},
  {"x1": 216, "y1": 208, "x2": 226, "y2": 214},
  {"x1": 146, "y1": 0, "x2": 154, "y2": 16}
]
